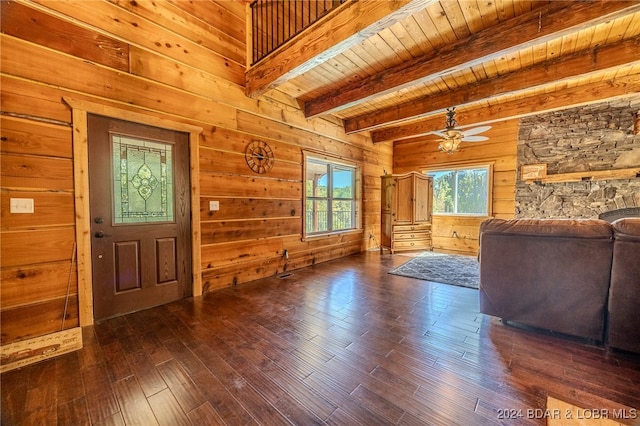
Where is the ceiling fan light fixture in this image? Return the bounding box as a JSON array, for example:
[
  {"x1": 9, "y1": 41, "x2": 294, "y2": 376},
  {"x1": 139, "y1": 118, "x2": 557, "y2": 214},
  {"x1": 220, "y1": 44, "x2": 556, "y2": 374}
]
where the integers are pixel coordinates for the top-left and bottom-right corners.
[
  {"x1": 433, "y1": 107, "x2": 490, "y2": 154},
  {"x1": 444, "y1": 129, "x2": 463, "y2": 139},
  {"x1": 438, "y1": 138, "x2": 462, "y2": 154},
  {"x1": 437, "y1": 107, "x2": 463, "y2": 153}
]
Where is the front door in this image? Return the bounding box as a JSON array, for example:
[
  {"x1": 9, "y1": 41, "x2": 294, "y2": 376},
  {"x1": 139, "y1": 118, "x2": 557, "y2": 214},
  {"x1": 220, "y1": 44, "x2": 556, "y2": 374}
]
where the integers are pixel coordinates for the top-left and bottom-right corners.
[{"x1": 88, "y1": 114, "x2": 192, "y2": 320}]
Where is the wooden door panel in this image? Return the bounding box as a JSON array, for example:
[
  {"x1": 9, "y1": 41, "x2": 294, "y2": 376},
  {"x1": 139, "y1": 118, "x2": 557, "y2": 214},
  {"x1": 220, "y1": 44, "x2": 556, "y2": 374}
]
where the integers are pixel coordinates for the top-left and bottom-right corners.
[
  {"x1": 156, "y1": 237, "x2": 177, "y2": 283},
  {"x1": 114, "y1": 241, "x2": 141, "y2": 292}
]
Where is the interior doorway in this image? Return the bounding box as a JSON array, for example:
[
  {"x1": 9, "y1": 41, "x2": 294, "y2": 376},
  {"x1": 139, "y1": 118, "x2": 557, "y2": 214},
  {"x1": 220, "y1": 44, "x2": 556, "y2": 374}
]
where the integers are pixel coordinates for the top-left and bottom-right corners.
[{"x1": 87, "y1": 114, "x2": 192, "y2": 320}]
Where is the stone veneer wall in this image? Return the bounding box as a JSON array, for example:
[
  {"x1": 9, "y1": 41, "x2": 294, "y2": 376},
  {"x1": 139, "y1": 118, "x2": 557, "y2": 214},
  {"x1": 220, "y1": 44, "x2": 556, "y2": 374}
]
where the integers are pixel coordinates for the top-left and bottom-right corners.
[{"x1": 516, "y1": 99, "x2": 640, "y2": 219}]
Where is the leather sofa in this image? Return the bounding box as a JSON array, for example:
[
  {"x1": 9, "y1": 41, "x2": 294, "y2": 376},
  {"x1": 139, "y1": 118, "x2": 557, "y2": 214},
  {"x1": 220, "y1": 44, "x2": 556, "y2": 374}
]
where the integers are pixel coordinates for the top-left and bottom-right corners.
[
  {"x1": 479, "y1": 217, "x2": 640, "y2": 352},
  {"x1": 479, "y1": 218, "x2": 614, "y2": 343},
  {"x1": 607, "y1": 218, "x2": 640, "y2": 354}
]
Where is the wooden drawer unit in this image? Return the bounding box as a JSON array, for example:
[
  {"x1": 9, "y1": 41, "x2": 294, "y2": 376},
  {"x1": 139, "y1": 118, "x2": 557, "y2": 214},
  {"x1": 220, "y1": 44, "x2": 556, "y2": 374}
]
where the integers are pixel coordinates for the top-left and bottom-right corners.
[
  {"x1": 393, "y1": 224, "x2": 431, "y2": 236},
  {"x1": 391, "y1": 224, "x2": 432, "y2": 252}
]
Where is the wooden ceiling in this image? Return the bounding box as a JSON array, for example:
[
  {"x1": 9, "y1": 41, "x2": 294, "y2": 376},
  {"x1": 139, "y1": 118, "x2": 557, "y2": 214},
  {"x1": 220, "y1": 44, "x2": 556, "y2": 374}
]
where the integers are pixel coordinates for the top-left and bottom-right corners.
[{"x1": 246, "y1": 0, "x2": 640, "y2": 144}]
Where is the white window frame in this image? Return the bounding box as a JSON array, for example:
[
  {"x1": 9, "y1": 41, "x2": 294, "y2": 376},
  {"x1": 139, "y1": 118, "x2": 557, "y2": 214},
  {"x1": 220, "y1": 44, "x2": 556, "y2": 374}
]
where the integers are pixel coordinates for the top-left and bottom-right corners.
[
  {"x1": 302, "y1": 151, "x2": 362, "y2": 239},
  {"x1": 425, "y1": 163, "x2": 493, "y2": 217}
]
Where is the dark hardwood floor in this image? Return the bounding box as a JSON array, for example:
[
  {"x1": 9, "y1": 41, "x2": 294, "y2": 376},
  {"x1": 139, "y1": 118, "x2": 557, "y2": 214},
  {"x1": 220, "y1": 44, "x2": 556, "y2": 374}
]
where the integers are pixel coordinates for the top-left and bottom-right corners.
[{"x1": 2, "y1": 251, "x2": 640, "y2": 425}]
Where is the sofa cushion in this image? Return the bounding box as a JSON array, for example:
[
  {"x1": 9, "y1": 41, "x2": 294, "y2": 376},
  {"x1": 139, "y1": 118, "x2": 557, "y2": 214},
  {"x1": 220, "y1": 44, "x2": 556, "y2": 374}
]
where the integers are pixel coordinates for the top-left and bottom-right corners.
[{"x1": 611, "y1": 217, "x2": 640, "y2": 241}]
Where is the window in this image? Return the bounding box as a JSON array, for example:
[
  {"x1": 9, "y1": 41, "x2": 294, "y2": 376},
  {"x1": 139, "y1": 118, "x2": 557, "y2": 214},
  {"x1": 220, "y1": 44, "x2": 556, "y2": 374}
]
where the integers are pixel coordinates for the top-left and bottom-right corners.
[
  {"x1": 426, "y1": 165, "x2": 492, "y2": 216},
  {"x1": 112, "y1": 134, "x2": 174, "y2": 224},
  {"x1": 304, "y1": 153, "x2": 360, "y2": 237}
]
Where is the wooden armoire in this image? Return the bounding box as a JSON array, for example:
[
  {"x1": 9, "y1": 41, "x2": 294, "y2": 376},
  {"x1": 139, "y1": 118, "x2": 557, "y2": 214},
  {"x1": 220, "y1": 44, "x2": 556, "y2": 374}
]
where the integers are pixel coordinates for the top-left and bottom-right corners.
[{"x1": 381, "y1": 172, "x2": 433, "y2": 253}]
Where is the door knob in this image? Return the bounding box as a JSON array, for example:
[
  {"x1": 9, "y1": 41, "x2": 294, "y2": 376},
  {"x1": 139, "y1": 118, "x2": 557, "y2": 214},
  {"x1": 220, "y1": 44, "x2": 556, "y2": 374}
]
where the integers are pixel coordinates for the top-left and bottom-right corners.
[
  {"x1": 94, "y1": 231, "x2": 107, "y2": 238},
  {"x1": 94, "y1": 217, "x2": 104, "y2": 224}
]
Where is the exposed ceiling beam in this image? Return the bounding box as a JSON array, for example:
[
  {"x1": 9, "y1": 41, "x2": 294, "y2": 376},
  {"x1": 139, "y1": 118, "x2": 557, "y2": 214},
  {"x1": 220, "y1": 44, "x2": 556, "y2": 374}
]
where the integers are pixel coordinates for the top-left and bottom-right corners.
[
  {"x1": 372, "y1": 73, "x2": 640, "y2": 143},
  {"x1": 304, "y1": 1, "x2": 640, "y2": 119},
  {"x1": 345, "y1": 37, "x2": 640, "y2": 134},
  {"x1": 245, "y1": 0, "x2": 438, "y2": 98}
]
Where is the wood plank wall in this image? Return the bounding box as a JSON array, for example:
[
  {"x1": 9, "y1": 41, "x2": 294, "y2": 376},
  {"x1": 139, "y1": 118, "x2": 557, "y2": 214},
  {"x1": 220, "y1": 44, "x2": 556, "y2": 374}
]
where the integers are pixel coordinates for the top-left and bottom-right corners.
[
  {"x1": 0, "y1": 0, "x2": 391, "y2": 345},
  {"x1": 393, "y1": 119, "x2": 518, "y2": 255}
]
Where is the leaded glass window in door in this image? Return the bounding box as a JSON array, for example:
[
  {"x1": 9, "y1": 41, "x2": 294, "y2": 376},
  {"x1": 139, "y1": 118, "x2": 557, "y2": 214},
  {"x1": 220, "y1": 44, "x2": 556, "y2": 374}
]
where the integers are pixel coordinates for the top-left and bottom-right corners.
[{"x1": 112, "y1": 134, "x2": 174, "y2": 224}]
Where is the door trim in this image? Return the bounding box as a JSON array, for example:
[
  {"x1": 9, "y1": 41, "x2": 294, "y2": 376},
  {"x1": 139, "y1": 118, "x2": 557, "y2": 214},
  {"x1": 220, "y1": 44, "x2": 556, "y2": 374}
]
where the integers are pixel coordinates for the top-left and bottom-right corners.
[{"x1": 63, "y1": 97, "x2": 203, "y2": 326}]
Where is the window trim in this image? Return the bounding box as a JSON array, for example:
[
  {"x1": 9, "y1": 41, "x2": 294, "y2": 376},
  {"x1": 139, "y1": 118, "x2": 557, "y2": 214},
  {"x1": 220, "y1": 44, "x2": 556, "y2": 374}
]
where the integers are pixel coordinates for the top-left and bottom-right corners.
[
  {"x1": 302, "y1": 151, "x2": 362, "y2": 240},
  {"x1": 424, "y1": 163, "x2": 494, "y2": 217}
]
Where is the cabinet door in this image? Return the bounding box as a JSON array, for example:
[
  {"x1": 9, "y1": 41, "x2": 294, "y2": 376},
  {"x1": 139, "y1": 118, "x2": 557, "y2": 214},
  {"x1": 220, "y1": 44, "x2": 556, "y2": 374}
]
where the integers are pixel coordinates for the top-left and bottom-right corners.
[
  {"x1": 394, "y1": 174, "x2": 414, "y2": 223},
  {"x1": 381, "y1": 176, "x2": 394, "y2": 214},
  {"x1": 380, "y1": 176, "x2": 394, "y2": 247},
  {"x1": 413, "y1": 174, "x2": 432, "y2": 223}
]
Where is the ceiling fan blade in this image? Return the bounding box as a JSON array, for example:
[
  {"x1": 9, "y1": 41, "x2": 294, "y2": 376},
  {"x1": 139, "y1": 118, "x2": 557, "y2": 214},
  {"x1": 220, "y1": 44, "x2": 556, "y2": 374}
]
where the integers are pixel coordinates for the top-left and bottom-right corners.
[
  {"x1": 461, "y1": 125, "x2": 491, "y2": 136},
  {"x1": 461, "y1": 135, "x2": 489, "y2": 142}
]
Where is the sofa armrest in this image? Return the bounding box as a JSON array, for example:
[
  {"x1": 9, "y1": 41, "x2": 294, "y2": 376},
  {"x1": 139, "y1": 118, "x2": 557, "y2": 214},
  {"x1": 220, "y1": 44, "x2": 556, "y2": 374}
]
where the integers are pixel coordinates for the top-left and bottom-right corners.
[{"x1": 607, "y1": 218, "x2": 640, "y2": 353}]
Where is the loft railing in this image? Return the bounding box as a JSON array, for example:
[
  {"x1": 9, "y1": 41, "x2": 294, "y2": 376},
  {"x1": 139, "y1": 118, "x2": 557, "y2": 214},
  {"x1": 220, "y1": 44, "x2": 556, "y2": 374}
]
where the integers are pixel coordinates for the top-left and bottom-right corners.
[{"x1": 250, "y1": 0, "x2": 345, "y2": 66}]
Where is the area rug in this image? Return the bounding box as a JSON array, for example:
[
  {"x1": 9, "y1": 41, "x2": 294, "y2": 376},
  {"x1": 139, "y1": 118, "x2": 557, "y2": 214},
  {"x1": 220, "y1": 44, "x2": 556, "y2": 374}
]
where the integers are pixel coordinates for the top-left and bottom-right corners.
[{"x1": 388, "y1": 251, "x2": 479, "y2": 289}]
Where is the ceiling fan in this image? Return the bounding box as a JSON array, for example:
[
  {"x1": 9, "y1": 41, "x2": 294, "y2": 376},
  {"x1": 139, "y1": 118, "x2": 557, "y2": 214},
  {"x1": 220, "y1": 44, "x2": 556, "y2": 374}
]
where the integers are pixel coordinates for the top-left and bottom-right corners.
[{"x1": 431, "y1": 107, "x2": 491, "y2": 154}]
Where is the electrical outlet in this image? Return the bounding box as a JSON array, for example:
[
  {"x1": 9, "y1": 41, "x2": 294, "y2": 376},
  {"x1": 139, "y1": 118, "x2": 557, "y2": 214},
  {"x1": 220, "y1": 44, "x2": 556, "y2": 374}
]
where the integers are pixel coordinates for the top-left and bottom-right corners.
[{"x1": 209, "y1": 200, "x2": 219, "y2": 211}]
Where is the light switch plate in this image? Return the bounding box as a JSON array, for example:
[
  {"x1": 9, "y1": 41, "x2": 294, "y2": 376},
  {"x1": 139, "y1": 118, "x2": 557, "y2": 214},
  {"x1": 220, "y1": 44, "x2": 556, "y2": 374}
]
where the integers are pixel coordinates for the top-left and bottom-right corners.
[
  {"x1": 10, "y1": 198, "x2": 34, "y2": 213},
  {"x1": 209, "y1": 200, "x2": 219, "y2": 211}
]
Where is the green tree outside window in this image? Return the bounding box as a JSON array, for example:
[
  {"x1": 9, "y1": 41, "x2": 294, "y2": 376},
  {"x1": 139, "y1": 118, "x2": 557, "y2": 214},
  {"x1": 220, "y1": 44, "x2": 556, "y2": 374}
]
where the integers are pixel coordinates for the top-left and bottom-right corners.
[{"x1": 428, "y1": 167, "x2": 489, "y2": 215}]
